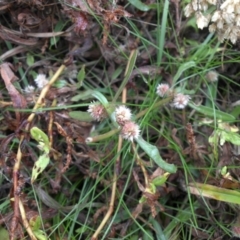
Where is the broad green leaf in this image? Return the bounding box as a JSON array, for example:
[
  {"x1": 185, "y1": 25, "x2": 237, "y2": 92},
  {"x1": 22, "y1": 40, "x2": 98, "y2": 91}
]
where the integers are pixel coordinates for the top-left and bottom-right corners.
[
  {"x1": 189, "y1": 102, "x2": 235, "y2": 121},
  {"x1": 0, "y1": 227, "x2": 9, "y2": 240},
  {"x1": 75, "y1": 226, "x2": 88, "y2": 234},
  {"x1": 30, "y1": 215, "x2": 41, "y2": 231},
  {"x1": 53, "y1": 79, "x2": 67, "y2": 88},
  {"x1": 128, "y1": 0, "x2": 158, "y2": 11},
  {"x1": 136, "y1": 137, "x2": 177, "y2": 173},
  {"x1": 33, "y1": 230, "x2": 49, "y2": 240},
  {"x1": 220, "y1": 131, "x2": 240, "y2": 145},
  {"x1": 230, "y1": 105, "x2": 240, "y2": 118},
  {"x1": 31, "y1": 154, "x2": 50, "y2": 183},
  {"x1": 71, "y1": 90, "x2": 95, "y2": 101},
  {"x1": 69, "y1": 111, "x2": 93, "y2": 122},
  {"x1": 26, "y1": 53, "x2": 34, "y2": 67},
  {"x1": 30, "y1": 127, "x2": 50, "y2": 153},
  {"x1": 173, "y1": 61, "x2": 196, "y2": 84},
  {"x1": 152, "y1": 173, "x2": 169, "y2": 186}
]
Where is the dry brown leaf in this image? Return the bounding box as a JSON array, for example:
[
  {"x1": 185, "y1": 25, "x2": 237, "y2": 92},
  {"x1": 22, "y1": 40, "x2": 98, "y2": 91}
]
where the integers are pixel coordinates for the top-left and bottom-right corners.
[{"x1": 0, "y1": 63, "x2": 27, "y2": 109}]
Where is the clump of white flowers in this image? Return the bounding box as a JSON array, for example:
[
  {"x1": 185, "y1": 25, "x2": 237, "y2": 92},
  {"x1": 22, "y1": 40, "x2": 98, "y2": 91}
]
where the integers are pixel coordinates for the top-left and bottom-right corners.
[
  {"x1": 87, "y1": 101, "x2": 108, "y2": 121},
  {"x1": 115, "y1": 105, "x2": 140, "y2": 141},
  {"x1": 205, "y1": 70, "x2": 219, "y2": 82},
  {"x1": 156, "y1": 83, "x2": 171, "y2": 97},
  {"x1": 184, "y1": 0, "x2": 240, "y2": 44},
  {"x1": 115, "y1": 105, "x2": 132, "y2": 125},
  {"x1": 156, "y1": 83, "x2": 191, "y2": 109},
  {"x1": 120, "y1": 120, "x2": 140, "y2": 142},
  {"x1": 172, "y1": 93, "x2": 191, "y2": 109},
  {"x1": 23, "y1": 85, "x2": 35, "y2": 94},
  {"x1": 34, "y1": 74, "x2": 49, "y2": 89}
]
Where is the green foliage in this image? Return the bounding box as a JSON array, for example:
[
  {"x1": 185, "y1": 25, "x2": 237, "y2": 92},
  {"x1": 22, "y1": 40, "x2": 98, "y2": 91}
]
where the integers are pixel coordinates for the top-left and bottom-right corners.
[
  {"x1": 30, "y1": 127, "x2": 51, "y2": 183},
  {"x1": 136, "y1": 137, "x2": 177, "y2": 173},
  {"x1": 128, "y1": 0, "x2": 158, "y2": 11}
]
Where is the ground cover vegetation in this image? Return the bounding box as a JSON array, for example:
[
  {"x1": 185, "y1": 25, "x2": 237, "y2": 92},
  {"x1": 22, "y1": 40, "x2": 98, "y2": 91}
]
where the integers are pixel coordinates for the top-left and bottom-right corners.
[{"x1": 1, "y1": 0, "x2": 240, "y2": 239}]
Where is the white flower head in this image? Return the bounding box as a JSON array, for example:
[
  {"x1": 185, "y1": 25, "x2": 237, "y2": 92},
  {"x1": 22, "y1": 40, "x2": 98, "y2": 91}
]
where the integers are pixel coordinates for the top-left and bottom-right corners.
[
  {"x1": 211, "y1": 11, "x2": 221, "y2": 22},
  {"x1": 115, "y1": 105, "x2": 132, "y2": 126},
  {"x1": 156, "y1": 83, "x2": 170, "y2": 97},
  {"x1": 184, "y1": 4, "x2": 194, "y2": 17},
  {"x1": 87, "y1": 102, "x2": 107, "y2": 121},
  {"x1": 205, "y1": 71, "x2": 219, "y2": 82},
  {"x1": 209, "y1": 23, "x2": 217, "y2": 33},
  {"x1": 172, "y1": 93, "x2": 191, "y2": 109},
  {"x1": 195, "y1": 12, "x2": 210, "y2": 29},
  {"x1": 24, "y1": 85, "x2": 35, "y2": 94},
  {"x1": 34, "y1": 74, "x2": 49, "y2": 89},
  {"x1": 121, "y1": 121, "x2": 140, "y2": 142},
  {"x1": 206, "y1": 0, "x2": 217, "y2": 5}
]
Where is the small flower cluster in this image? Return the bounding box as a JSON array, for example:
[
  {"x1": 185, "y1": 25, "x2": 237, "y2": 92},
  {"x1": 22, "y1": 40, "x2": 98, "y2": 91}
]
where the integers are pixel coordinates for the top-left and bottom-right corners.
[
  {"x1": 23, "y1": 74, "x2": 49, "y2": 94},
  {"x1": 156, "y1": 83, "x2": 191, "y2": 109},
  {"x1": 87, "y1": 102, "x2": 108, "y2": 122},
  {"x1": 87, "y1": 103, "x2": 140, "y2": 142},
  {"x1": 184, "y1": 0, "x2": 240, "y2": 44},
  {"x1": 115, "y1": 106, "x2": 140, "y2": 141}
]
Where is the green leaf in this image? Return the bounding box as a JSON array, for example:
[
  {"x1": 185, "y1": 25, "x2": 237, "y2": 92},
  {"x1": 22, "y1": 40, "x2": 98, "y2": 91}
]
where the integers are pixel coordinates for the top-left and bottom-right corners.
[
  {"x1": 71, "y1": 90, "x2": 95, "y2": 101},
  {"x1": 30, "y1": 216, "x2": 41, "y2": 231},
  {"x1": 33, "y1": 230, "x2": 49, "y2": 240},
  {"x1": 152, "y1": 173, "x2": 169, "y2": 186},
  {"x1": 69, "y1": 111, "x2": 93, "y2": 122},
  {"x1": 173, "y1": 61, "x2": 196, "y2": 84},
  {"x1": 53, "y1": 79, "x2": 67, "y2": 88},
  {"x1": 188, "y1": 182, "x2": 240, "y2": 205},
  {"x1": 50, "y1": 20, "x2": 65, "y2": 47},
  {"x1": 220, "y1": 131, "x2": 240, "y2": 145},
  {"x1": 30, "y1": 127, "x2": 50, "y2": 153},
  {"x1": 111, "y1": 66, "x2": 123, "y2": 80},
  {"x1": 26, "y1": 53, "x2": 34, "y2": 67},
  {"x1": 91, "y1": 91, "x2": 109, "y2": 106},
  {"x1": 0, "y1": 227, "x2": 9, "y2": 240},
  {"x1": 71, "y1": 90, "x2": 109, "y2": 106},
  {"x1": 128, "y1": 0, "x2": 158, "y2": 11},
  {"x1": 136, "y1": 137, "x2": 177, "y2": 173},
  {"x1": 77, "y1": 65, "x2": 85, "y2": 88},
  {"x1": 230, "y1": 105, "x2": 240, "y2": 118},
  {"x1": 189, "y1": 103, "x2": 235, "y2": 122},
  {"x1": 150, "y1": 218, "x2": 167, "y2": 240},
  {"x1": 31, "y1": 153, "x2": 50, "y2": 183}
]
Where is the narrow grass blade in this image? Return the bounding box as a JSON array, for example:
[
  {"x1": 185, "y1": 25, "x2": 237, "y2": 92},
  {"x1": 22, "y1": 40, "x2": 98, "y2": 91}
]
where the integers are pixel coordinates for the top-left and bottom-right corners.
[
  {"x1": 188, "y1": 182, "x2": 240, "y2": 204},
  {"x1": 157, "y1": 0, "x2": 169, "y2": 66},
  {"x1": 150, "y1": 218, "x2": 167, "y2": 240},
  {"x1": 112, "y1": 49, "x2": 138, "y2": 102}
]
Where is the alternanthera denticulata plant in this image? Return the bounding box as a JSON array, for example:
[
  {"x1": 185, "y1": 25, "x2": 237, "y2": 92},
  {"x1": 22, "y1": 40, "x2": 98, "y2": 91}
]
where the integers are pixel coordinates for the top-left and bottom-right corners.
[
  {"x1": 184, "y1": 0, "x2": 240, "y2": 44},
  {"x1": 87, "y1": 84, "x2": 191, "y2": 138}
]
